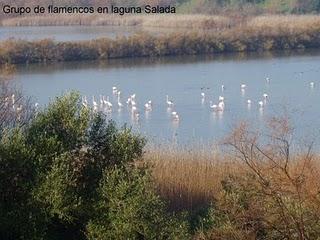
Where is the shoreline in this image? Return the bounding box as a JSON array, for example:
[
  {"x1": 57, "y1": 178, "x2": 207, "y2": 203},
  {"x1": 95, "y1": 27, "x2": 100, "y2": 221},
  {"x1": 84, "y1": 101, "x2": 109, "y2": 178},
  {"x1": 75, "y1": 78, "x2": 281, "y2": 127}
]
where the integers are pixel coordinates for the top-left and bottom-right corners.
[{"x1": 1, "y1": 14, "x2": 320, "y2": 65}]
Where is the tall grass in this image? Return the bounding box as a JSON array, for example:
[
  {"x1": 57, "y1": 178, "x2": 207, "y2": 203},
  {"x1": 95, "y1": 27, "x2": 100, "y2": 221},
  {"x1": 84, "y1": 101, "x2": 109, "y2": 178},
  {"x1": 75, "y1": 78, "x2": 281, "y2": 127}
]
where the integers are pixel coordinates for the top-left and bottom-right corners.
[
  {"x1": 1, "y1": 15, "x2": 320, "y2": 64},
  {"x1": 1, "y1": 14, "x2": 236, "y2": 29},
  {"x1": 145, "y1": 144, "x2": 237, "y2": 212}
]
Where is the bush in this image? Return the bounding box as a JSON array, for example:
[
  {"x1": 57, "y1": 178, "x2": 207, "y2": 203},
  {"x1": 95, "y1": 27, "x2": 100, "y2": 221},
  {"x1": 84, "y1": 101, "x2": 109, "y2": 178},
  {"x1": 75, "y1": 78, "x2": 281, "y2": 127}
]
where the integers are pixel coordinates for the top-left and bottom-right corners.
[
  {"x1": 0, "y1": 92, "x2": 163, "y2": 239},
  {"x1": 0, "y1": 129, "x2": 46, "y2": 240},
  {"x1": 87, "y1": 166, "x2": 190, "y2": 240}
]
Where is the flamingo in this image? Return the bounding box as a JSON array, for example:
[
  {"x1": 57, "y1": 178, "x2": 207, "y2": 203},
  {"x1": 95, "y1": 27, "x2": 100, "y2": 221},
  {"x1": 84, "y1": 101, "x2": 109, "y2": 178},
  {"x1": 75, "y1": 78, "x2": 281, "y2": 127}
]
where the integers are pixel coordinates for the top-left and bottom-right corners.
[
  {"x1": 11, "y1": 94, "x2": 15, "y2": 105},
  {"x1": 209, "y1": 101, "x2": 218, "y2": 110},
  {"x1": 112, "y1": 86, "x2": 117, "y2": 93},
  {"x1": 218, "y1": 101, "x2": 225, "y2": 111},
  {"x1": 16, "y1": 105, "x2": 22, "y2": 113},
  {"x1": 117, "y1": 95, "x2": 123, "y2": 108},
  {"x1": 263, "y1": 93, "x2": 268, "y2": 100},
  {"x1": 132, "y1": 106, "x2": 137, "y2": 113},
  {"x1": 144, "y1": 100, "x2": 152, "y2": 110},
  {"x1": 99, "y1": 95, "x2": 104, "y2": 106},
  {"x1": 126, "y1": 96, "x2": 132, "y2": 105},
  {"x1": 82, "y1": 96, "x2": 88, "y2": 108},
  {"x1": 82, "y1": 96, "x2": 88, "y2": 106},
  {"x1": 166, "y1": 95, "x2": 174, "y2": 107},
  {"x1": 92, "y1": 96, "x2": 98, "y2": 108},
  {"x1": 258, "y1": 101, "x2": 264, "y2": 108},
  {"x1": 171, "y1": 112, "x2": 179, "y2": 121},
  {"x1": 106, "y1": 96, "x2": 112, "y2": 108}
]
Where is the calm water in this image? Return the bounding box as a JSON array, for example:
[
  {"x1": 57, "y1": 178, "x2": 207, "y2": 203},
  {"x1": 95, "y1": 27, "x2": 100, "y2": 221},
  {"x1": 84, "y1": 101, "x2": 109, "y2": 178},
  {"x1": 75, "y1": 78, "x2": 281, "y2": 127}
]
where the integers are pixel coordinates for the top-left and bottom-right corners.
[
  {"x1": 13, "y1": 50, "x2": 320, "y2": 144},
  {"x1": 0, "y1": 26, "x2": 176, "y2": 41}
]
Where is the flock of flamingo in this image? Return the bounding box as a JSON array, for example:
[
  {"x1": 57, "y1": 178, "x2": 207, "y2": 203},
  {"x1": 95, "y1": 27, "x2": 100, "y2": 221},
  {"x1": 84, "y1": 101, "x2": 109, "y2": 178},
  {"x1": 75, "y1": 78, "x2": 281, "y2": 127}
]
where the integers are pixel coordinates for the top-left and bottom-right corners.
[
  {"x1": 78, "y1": 78, "x2": 316, "y2": 123},
  {"x1": 3, "y1": 78, "x2": 316, "y2": 123}
]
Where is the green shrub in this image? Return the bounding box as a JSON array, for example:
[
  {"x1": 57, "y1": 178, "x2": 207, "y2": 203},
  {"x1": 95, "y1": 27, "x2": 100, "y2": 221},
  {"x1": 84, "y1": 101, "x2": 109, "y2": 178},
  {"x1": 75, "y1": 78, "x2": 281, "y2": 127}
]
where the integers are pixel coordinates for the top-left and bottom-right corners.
[
  {"x1": 0, "y1": 129, "x2": 46, "y2": 240},
  {"x1": 87, "y1": 166, "x2": 190, "y2": 240}
]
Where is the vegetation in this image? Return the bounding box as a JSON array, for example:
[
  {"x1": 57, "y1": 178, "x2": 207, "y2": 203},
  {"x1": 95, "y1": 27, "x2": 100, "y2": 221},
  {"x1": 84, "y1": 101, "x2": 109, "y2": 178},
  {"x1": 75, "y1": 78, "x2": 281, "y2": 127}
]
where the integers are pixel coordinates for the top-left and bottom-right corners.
[
  {"x1": 0, "y1": 78, "x2": 189, "y2": 239},
  {"x1": 1, "y1": 0, "x2": 320, "y2": 18},
  {"x1": 1, "y1": 15, "x2": 320, "y2": 64},
  {"x1": 2, "y1": 65, "x2": 320, "y2": 239}
]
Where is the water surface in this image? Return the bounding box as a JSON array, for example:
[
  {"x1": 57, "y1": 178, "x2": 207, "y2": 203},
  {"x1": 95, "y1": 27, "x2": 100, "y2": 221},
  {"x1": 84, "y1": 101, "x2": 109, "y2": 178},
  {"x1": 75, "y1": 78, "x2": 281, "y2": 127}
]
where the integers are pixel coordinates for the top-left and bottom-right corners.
[{"x1": 13, "y1": 50, "x2": 320, "y2": 145}]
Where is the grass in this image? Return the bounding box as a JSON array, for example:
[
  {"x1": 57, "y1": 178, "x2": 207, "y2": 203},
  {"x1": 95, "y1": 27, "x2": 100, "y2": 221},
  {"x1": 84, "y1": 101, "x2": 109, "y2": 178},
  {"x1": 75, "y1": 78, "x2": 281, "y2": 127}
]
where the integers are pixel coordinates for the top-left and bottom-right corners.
[
  {"x1": 0, "y1": 14, "x2": 236, "y2": 29},
  {"x1": 1, "y1": 15, "x2": 320, "y2": 64},
  {"x1": 145, "y1": 144, "x2": 237, "y2": 212}
]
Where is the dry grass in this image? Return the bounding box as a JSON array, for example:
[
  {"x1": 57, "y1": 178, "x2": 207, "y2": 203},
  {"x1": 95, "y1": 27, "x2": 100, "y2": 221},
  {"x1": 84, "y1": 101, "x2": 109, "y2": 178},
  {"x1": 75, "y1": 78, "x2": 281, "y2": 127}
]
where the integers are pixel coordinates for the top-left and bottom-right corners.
[
  {"x1": 144, "y1": 142, "x2": 320, "y2": 216},
  {"x1": 247, "y1": 14, "x2": 320, "y2": 32},
  {"x1": 2, "y1": 14, "x2": 320, "y2": 32},
  {"x1": 1, "y1": 14, "x2": 236, "y2": 29},
  {"x1": 144, "y1": 144, "x2": 241, "y2": 212}
]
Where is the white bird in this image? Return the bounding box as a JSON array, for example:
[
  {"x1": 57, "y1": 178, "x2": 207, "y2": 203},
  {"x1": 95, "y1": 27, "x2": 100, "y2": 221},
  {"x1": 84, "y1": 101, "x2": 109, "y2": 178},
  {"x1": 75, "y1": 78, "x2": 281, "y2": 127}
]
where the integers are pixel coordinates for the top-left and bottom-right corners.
[
  {"x1": 247, "y1": 99, "x2": 252, "y2": 105},
  {"x1": 221, "y1": 85, "x2": 225, "y2": 91},
  {"x1": 172, "y1": 112, "x2": 179, "y2": 121},
  {"x1": 258, "y1": 101, "x2": 264, "y2": 108},
  {"x1": 266, "y1": 77, "x2": 270, "y2": 83},
  {"x1": 263, "y1": 93, "x2": 268, "y2": 100},
  {"x1": 132, "y1": 106, "x2": 137, "y2": 112},
  {"x1": 310, "y1": 82, "x2": 315, "y2": 88},
  {"x1": 241, "y1": 84, "x2": 246, "y2": 89},
  {"x1": 166, "y1": 95, "x2": 174, "y2": 107},
  {"x1": 16, "y1": 104, "x2": 22, "y2": 112},
  {"x1": 218, "y1": 96, "x2": 224, "y2": 102},
  {"x1": 131, "y1": 94, "x2": 136, "y2": 100},
  {"x1": 126, "y1": 97, "x2": 132, "y2": 105},
  {"x1": 144, "y1": 100, "x2": 152, "y2": 110},
  {"x1": 106, "y1": 96, "x2": 112, "y2": 108},
  {"x1": 201, "y1": 92, "x2": 205, "y2": 98},
  {"x1": 218, "y1": 101, "x2": 225, "y2": 111},
  {"x1": 11, "y1": 94, "x2": 15, "y2": 105},
  {"x1": 117, "y1": 95, "x2": 123, "y2": 108},
  {"x1": 99, "y1": 95, "x2": 104, "y2": 106},
  {"x1": 209, "y1": 101, "x2": 218, "y2": 110},
  {"x1": 92, "y1": 96, "x2": 98, "y2": 108},
  {"x1": 112, "y1": 86, "x2": 117, "y2": 93}
]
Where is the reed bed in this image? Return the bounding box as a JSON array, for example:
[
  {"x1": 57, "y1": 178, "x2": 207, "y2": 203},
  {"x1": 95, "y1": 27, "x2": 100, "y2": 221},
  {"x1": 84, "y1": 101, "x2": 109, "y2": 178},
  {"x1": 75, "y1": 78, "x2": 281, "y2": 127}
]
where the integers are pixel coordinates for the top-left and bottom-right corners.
[
  {"x1": 1, "y1": 14, "x2": 235, "y2": 29},
  {"x1": 1, "y1": 19, "x2": 320, "y2": 65},
  {"x1": 144, "y1": 142, "x2": 320, "y2": 218},
  {"x1": 144, "y1": 144, "x2": 240, "y2": 212}
]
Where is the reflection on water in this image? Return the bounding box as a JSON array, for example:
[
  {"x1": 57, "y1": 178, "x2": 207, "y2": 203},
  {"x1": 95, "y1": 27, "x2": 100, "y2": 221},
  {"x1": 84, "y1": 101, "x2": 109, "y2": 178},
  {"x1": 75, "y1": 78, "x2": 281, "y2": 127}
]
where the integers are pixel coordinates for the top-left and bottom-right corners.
[{"x1": 13, "y1": 49, "x2": 320, "y2": 145}]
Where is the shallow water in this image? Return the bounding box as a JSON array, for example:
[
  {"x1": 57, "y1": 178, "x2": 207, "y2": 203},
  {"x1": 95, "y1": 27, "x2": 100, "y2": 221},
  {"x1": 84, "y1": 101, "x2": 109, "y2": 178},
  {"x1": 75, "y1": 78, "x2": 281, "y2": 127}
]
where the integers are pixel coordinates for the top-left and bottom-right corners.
[{"x1": 12, "y1": 50, "x2": 320, "y2": 145}]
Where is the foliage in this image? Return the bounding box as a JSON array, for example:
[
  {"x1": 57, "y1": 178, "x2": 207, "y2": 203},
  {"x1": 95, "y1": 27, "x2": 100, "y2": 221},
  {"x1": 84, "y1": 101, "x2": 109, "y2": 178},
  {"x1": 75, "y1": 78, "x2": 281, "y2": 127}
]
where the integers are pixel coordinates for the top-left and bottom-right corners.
[
  {"x1": 0, "y1": 91, "x2": 189, "y2": 239},
  {"x1": 1, "y1": 15, "x2": 320, "y2": 64},
  {"x1": 87, "y1": 166, "x2": 190, "y2": 240}
]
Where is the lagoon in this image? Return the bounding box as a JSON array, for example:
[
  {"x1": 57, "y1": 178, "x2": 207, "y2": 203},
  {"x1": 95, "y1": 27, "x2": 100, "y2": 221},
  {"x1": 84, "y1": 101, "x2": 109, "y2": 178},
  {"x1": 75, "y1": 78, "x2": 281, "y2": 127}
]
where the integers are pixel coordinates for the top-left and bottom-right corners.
[{"x1": 13, "y1": 50, "x2": 320, "y2": 144}]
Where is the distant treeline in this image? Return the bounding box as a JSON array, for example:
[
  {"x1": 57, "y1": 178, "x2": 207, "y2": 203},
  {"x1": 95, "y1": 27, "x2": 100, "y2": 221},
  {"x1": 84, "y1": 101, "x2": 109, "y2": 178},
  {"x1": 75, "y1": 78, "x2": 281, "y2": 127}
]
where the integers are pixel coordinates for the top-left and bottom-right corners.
[
  {"x1": 1, "y1": 15, "x2": 320, "y2": 64},
  {"x1": 1, "y1": 0, "x2": 320, "y2": 18}
]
